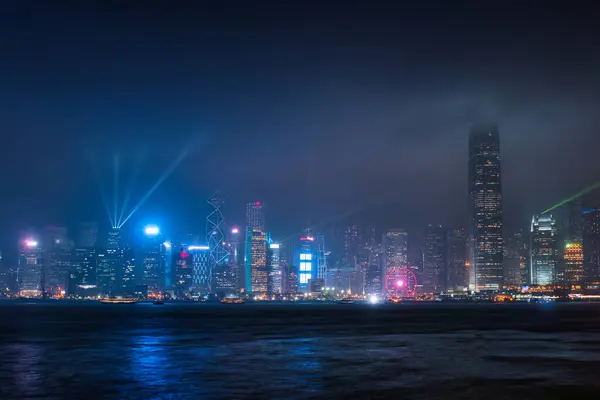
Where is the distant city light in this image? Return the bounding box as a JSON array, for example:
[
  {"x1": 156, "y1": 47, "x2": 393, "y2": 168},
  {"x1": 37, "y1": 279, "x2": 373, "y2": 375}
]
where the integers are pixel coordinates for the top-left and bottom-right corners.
[
  {"x1": 163, "y1": 241, "x2": 171, "y2": 248},
  {"x1": 231, "y1": 227, "x2": 239, "y2": 234},
  {"x1": 144, "y1": 225, "x2": 160, "y2": 236},
  {"x1": 300, "y1": 236, "x2": 315, "y2": 241},
  {"x1": 397, "y1": 280, "x2": 405, "y2": 288},
  {"x1": 25, "y1": 240, "x2": 38, "y2": 248},
  {"x1": 188, "y1": 245, "x2": 210, "y2": 251},
  {"x1": 255, "y1": 201, "x2": 261, "y2": 205},
  {"x1": 369, "y1": 295, "x2": 380, "y2": 304},
  {"x1": 270, "y1": 243, "x2": 280, "y2": 249}
]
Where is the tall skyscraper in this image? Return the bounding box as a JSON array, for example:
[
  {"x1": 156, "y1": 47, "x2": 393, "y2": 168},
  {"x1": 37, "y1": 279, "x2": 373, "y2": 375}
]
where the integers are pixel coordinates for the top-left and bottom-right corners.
[
  {"x1": 530, "y1": 214, "x2": 558, "y2": 285},
  {"x1": 365, "y1": 244, "x2": 383, "y2": 296},
  {"x1": 120, "y1": 247, "x2": 136, "y2": 294},
  {"x1": 583, "y1": 207, "x2": 600, "y2": 284},
  {"x1": 343, "y1": 225, "x2": 361, "y2": 267},
  {"x1": 139, "y1": 225, "x2": 166, "y2": 294},
  {"x1": 248, "y1": 228, "x2": 267, "y2": 293},
  {"x1": 42, "y1": 226, "x2": 72, "y2": 296},
  {"x1": 245, "y1": 202, "x2": 265, "y2": 294},
  {"x1": 97, "y1": 227, "x2": 123, "y2": 295},
  {"x1": 268, "y1": 242, "x2": 282, "y2": 294},
  {"x1": 226, "y1": 227, "x2": 243, "y2": 291},
  {"x1": 17, "y1": 237, "x2": 44, "y2": 297},
  {"x1": 383, "y1": 229, "x2": 408, "y2": 269},
  {"x1": 564, "y1": 200, "x2": 584, "y2": 287},
  {"x1": 423, "y1": 225, "x2": 447, "y2": 293},
  {"x1": 446, "y1": 228, "x2": 467, "y2": 291},
  {"x1": 296, "y1": 233, "x2": 317, "y2": 293},
  {"x1": 174, "y1": 245, "x2": 194, "y2": 297},
  {"x1": 206, "y1": 192, "x2": 228, "y2": 291},
  {"x1": 469, "y1": 123, "x2": 504, "y2": 291}
]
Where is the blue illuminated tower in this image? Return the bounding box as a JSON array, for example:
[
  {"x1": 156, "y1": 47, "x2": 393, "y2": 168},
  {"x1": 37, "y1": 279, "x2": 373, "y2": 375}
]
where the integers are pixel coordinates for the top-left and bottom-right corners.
[
  {"x1": 140, "y1": 225, "x2": 166, "y2": 295},
  {"x1": 296, "y1": 230, "x2": 317, "y2": 293},
  {"x1": 206, "y1": 191, "x2": 228, "y2": 293}
]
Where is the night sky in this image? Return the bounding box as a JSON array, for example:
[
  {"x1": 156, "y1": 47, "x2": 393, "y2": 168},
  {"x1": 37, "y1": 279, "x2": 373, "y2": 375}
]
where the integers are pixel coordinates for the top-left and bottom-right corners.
[{"x1": 1, "y1": 1, "x2": 600, "y2": 250}]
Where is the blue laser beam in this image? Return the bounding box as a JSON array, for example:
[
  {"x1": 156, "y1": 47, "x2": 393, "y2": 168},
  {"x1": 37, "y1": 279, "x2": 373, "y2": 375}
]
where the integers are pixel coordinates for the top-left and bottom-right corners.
[
  {"x1": 116, "y1": 151, "x2": 145, "y2": 228},
  {"x1": 113, "y1": 154, "x2": 120, "y2": 228},
  {"x1": 118, "y1": 147, "x2": 191, "y2": 228}
]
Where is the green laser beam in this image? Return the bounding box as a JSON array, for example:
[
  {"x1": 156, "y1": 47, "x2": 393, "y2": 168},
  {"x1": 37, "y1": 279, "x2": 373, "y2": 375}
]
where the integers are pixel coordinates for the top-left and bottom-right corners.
[{"x1": 542, "y1": 181, "x2": 600, "y2": 214}]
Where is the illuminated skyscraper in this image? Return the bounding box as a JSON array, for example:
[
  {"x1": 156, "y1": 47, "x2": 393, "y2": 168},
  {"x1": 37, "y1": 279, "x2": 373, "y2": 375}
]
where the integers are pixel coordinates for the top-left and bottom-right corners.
[
  {"x1": 268, "y1": 242, "x2": 282, "y2": 294},
  {"x1": 42, "y1": 226, "x2": 72, "y2": 296},
  {"x1": 139, "y1": 225, "x2": 166, "y2": 294},
  {"x1": 365, "y1": 244, "x2": 383, "y2": 296},
  {"x1": 97, "y1": 227, "x2": 122, "y2": 295},
  {"x1": 119, "y1": 247, "x2": 135, "y2": 294},
  {"x1": 174, "y1": 246, "x2": 194, "y2": 297},
  {"x1": 206, "y1": 191, "x2": 228, "y2": 291},
  {"x1": 296, "y1": 233, "x2": 317, "y2": 293},
  {"x1": 530, "y1": 214, "x2": 558, "y2": 285},
  {"x1": 383, "y1": 229, "x2": 408, "y2": 271},
  {"x1": 17, "y1": 237, "x2": 44, "y2": 297},
  {"x1": 423, "y1": 225, "x2": 447, "y2": 293},
  {"x1": 226, "y1": 227, "x2": 243, "y2": 291},
  {"x1": 248, "y1": 229, "x2": 267, "y2": 293},
  {"x1": 564, "y1": 200, "x2": 584, "y2": 287},
  {"x1": 343, "y1": 225, "x2": 361, "y2": 267},
  {"x1": 188, "y1": 244, "x2": 211, "y2": 293},
  {"x1": 245, "y1": 202, "x2": 265, "y2": 293},
  {"x1": 469, "y1": 123, "x2": 504, "y2": 290}
]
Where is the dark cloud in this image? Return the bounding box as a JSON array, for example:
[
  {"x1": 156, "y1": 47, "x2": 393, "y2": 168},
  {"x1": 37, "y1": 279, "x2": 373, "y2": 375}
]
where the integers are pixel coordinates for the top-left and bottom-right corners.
[{"x1": 0, "y1": 0, "x2": 599, "y2": 253}]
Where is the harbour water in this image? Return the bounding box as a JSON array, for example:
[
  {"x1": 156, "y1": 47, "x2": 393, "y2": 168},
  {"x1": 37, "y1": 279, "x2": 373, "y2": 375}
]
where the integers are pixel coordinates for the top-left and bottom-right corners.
[{"x1": 1, "y1": 302, "x2": 600, "y2": 399}]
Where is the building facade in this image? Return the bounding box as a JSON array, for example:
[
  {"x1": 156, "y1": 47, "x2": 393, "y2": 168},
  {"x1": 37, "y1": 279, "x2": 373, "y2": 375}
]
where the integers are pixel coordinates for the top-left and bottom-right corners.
[
  {"x1": 583, "y1": 207, "x2": 600, "y2": 284},
  {"x1": 446, "y1": 228, "x2": 467, "y2": 291},
  {"x1": 423, "y1": 225, "x2": 447, "y2": 293},
  {"x1": 17, "y1": 238, "x2": 44, "y2": 297}
]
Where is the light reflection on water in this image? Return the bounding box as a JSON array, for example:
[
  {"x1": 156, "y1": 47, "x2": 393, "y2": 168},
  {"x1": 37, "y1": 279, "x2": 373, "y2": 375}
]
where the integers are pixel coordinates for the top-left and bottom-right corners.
[{"x1": 0, "y1": 303, "x2": 600, "y2": 399}]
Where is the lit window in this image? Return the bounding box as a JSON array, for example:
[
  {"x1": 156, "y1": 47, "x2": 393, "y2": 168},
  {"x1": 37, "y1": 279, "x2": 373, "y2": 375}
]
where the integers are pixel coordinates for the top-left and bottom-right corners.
[
  {"x1": 300, "y1": 262, "x2": 312, "y2": 271},
  {"x1": 300, "y1": 274, "x2": 310, "y2": 284},
  {"x1": 300, "y1": 253, "x2": 312, "y2": 261}
]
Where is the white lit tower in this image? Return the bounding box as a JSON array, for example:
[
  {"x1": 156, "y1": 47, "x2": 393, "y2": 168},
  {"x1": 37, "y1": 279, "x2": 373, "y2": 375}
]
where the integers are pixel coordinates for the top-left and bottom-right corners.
[
  {"x1": 316, "y1": 233, "x2": 327, "y2": 280},
  {"x1": 206, "y1": 191, "x2": 229, "y2": 293}
]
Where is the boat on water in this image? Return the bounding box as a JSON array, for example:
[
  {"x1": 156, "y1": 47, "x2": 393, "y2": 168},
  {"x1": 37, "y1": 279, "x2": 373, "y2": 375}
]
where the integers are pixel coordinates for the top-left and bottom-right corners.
[
  {"x1": 337, "y1": 297, "x2": 355, "y2": 304},
  {"x1": 100, "y1": 297, "x2": 137, "y2": 304},
  {"x1": 220, "y1": 295, "x2": 246, "y2": 304}
]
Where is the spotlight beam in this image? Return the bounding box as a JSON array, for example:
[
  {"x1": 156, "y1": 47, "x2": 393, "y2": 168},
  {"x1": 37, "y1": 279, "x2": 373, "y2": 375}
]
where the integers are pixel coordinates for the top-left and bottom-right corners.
[
  {"x1": 116, "y1": 152, "x2": 145, "y2": 228},
  {"x1": 113, "y1": 154, "x2": 119, "y2": 229},
  {"x1": 88, "y1": 152, "x2": 115, "y2": 228},
  {"x1": 118, "y1": 147, "x2": 190, "y2": 228},
  {"x1": 542, "y1": 181, "x2": 600, "y2": 214}
]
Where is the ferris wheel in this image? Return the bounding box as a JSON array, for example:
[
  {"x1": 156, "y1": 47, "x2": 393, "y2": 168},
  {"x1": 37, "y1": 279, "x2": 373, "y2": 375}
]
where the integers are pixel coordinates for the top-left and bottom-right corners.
[{"x1": 385, "y1": 267, "x2": 418, "y2": 298}]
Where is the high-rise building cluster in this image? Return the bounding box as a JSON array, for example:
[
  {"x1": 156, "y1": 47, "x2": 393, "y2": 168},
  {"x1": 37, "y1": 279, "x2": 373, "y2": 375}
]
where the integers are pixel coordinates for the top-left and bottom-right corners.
[{"x1": 1, "y1": 124, "x2": 599, "y2": 299}]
